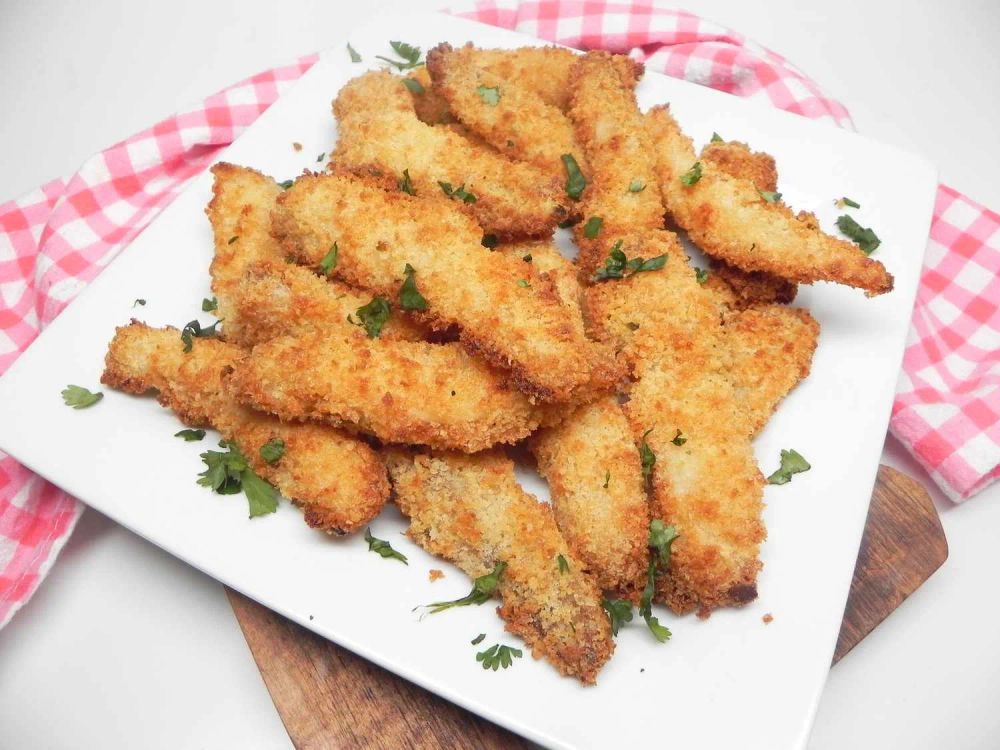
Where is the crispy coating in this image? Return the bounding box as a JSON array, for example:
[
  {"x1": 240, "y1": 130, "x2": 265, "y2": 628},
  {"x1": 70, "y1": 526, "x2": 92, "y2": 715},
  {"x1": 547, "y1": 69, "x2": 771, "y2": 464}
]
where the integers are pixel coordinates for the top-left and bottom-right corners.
[
  {"x1": 332, "y1": 70, "x2": 567, "y2": 239},
  {"x1": 230, "y1": 330, "x2": 541, "y2": 452},
  {"x1": 407, "y1": 66, "x2": 454, "y2": 125},
  {"x1": 567, "y1": 52, "x2": 667, "y2": 278},
  {"x1": 701, "y1": 140, "x2": 778, "y2": 192},
  {"x1": 101, "y1": 323, "x2": 388, "y2": 533},
  {"x1": 645, "y1": 105, "x2": 893, "y2": 296},
  {"x1": 529, "y1": 395, "x2": 649, "y2": 595},
  {"x1": 427, "y1": 43, "x2": 585, "y2": 176},
  {"x1": 385, "y1": 449, "x2": 614, "y2": 683},
  {"x1": 272, "y1": 170, "x2": 597, "y2": 403}
]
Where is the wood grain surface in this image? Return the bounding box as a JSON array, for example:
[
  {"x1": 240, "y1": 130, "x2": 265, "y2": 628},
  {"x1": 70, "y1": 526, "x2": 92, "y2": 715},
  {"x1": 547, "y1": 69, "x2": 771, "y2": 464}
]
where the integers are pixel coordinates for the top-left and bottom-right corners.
[{"x1": 229, "y1": 464, "x2": 946, "y2": 748}]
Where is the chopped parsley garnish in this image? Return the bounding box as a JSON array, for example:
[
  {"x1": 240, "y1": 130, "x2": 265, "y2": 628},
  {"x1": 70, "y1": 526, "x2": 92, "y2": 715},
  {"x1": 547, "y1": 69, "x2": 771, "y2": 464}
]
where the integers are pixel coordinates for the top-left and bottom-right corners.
[
  {"x1": 197, "y1": 440, "x2": 278, "y2": 518},
  {"x1": 557, "y1": 218, "x2": 575, "y2": 229},
  {"x1": 711, "y1": 132, "x2": 724, "y2": 143},
  {"x1": 837, "y1": 196, "x2": 861, "y2": 209},
  {"x1": 133, "y1": 298, "x2": 146, "y2": 307},
  {"x1": 836, "y1": 215, "x2": 880, "y2": 254},
  {"x1": 517, "y1": 279, "x2": 530, "y2": 288},
  {"x1": 228, "y1": 236, "x2": 238, "y2": 245},
  {"x1": 180, "y1": 319, "x2": 221, "y2": 352},
  {"x1": 671, "y1": 429, "x2": 687, "y2": 446},
  {"x1": 398, "y1": 169, "x2": 416, "y2": 195},
  {"x1": 175, "y1": 428, "x2": 206, "y2": 442},
  {"x1": 278, "y1": 179, "x2": 294, "y2": 190},
  {"x1": 61, "y1": 385, "x2": 103, "y2": 409},
  {"x1": 316, "y1": 152, "x2": 326, "y2": 163},
  {"x1": 476, "y1": 643, "x2": 522, "y2": 671},
  {"x1": 639, "y1": 428, "x2": 656, "y2": 485},
  {"x1": 364, "y1": 528, "x2": 408, "y2": 564},
  {"x1": 349, "y1": 296, "x2": 391, "y2": 338},
  {"x1": 561, "y1": 154, "x2": 586, "y2": 200},
  {"x1": 695, "y1": 267, "x2": 709, "y2": 285},
  {"x1": 648, "y1": 519, "x2": 679, "y2": 569},
  {"x1": 201, "y1": 296, "x2": 218, "y2": 312},
  {"x1": 679, "y1": 161, "x2": 703, "y2": 186},
  {"x1": 260, "y1": 438, "x2": 285, "y2": 465},
  {"x1": 603, "y1": 469, "x2": 610, "y2": 489},
  {"x1": 583, "y1": 216, "x2": 603, "y2": 239},
  {"x1": 318, "y1": 243, "x2": 338, "y2": 275},
  {"x1": 481, "y1": 233, "x2": 498, "y2": 248},
  {"x1": 421, "y1": 561, "x2": 506, "y2": 614},
  {"x1": 602, "y1": 598, "x2": 634, "y2": 636},
  {"x1": 438, "y1": 181, "x2": 477, "y2": 204},
  {"x1": 399, "y1": 264, "x2": 429, "y2": 310},
  {"x1": 522, "y1": 254, "x2": 532, "y2": 263},
  {"x1": 347, "y1": 43, "x2": 362, "y2": 63},
  {"x1": 628, "y1": 178, "x2": 646, "y2": 193},
  {"x1": 639, "y1": 560, "x2": 672, "y2": 642},
  {"x1": 759, "y1": 190, "x2": 782, "y2": 203},
  {"x1": 402, "y1": 77, "x2": 425, "y2": 94},
  {"x1": 592, "y1": 240, "x2": 667, "y2": 282},
  {"x1": 376, "y1": 40, "x2": 423, "y2": 71},
  {"x1": 471, "y1": 633, "x2": 486, "y2": 645},
  {"x1": 557, "y1": 554, "x2": 569, "y2": 574},
  {"x1": 476, "y1": 85, "x2": 501, "y2": 106},
  {"x1": 767, "y1": 449, "x2": 811, "y2": 485}
]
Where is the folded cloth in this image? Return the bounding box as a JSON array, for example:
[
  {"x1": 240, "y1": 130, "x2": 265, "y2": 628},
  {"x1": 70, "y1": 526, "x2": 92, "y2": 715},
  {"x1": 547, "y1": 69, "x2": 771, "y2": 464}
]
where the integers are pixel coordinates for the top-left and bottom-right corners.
[{"x1": 1, "y1": 0, "x2": 997, "y2": 628}]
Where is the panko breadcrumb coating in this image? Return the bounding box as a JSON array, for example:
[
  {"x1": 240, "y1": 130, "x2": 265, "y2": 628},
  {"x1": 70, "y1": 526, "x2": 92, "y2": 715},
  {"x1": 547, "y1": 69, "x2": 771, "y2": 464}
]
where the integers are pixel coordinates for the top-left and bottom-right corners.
[
  {"x1": 101, "y1": 323, "x2": 388, "y2": 533},
  {"x1": 385, "y1": 449, "x2": 614, "y2": 683},
  {"x1": 406, "y1": 66, "x2": 454, "y2": 125}
]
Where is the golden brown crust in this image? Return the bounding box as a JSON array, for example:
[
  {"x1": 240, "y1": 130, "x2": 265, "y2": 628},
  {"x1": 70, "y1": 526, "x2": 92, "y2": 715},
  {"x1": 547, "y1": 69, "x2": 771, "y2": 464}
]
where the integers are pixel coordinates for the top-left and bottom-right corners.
[
  {"x1": 331, "y1": 70, "x2": 567, "y2": 240},
  {"x1": 706, "y1": 260, "x2": 798, "y2": 308},
  {"x1": 385, "y1": 449, "x2": 614, "y2": 683},
  {"x1": 101, "y1": 323, "x2": 388, "y2": 533},
  {"x1": 645, "y1": 105, "x2": 893, "y2": 296},
  {"x1": 407, "y1": 66, "x2": 454, "y2": 125},
  {"x1": 701, "y1": 140, "x2": 778, "y2": 193}
]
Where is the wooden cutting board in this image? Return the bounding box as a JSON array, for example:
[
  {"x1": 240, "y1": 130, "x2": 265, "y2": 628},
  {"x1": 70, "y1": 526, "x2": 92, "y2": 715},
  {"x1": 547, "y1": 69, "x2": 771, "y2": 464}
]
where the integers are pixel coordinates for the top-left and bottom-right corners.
[{"x1": 227, "y1": 464, "x2": 947, "y2": 749}]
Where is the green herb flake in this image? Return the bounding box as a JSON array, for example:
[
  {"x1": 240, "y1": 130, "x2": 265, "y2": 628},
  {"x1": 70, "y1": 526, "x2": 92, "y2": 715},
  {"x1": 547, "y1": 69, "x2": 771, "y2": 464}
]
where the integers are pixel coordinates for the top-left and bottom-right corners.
[
  {"x1": 180, "y1": 319, "x2": 221, "y2": 352},
  {"x1": 375, "y1": 40, "x2": 423, "y2": 71},
  {"x1": 316, "y1": 152, "x2": 326, "y2": 163},
  {"x1": 228, "y1": 235, "x2": 239, "y2": 245},
  {"x1": 481, "y1": 233, "x2": 498, "y2": 249},
  {"x1": 522, "y1": 254, "x2": 532, "y2": 263},
  {"x1": 476, "y1": 643, "x2": 523, "y2": 671},
  {"x1": 402, "y1": 77, "x2": 425, "y2": 95},
  {"x1": 759, "y1": 190, "x2": 782, "y2": 203},
  {"x1": 639, "y1": 428, "x2": 656, "y2": 485},
  {"x1": 175, "y1": 428, "x2": 206, "y2": 442},
  {"x1": 438, "y1": 181, "x2": 477, "y2": 204},
  {"x1": 278, "y1": 179, "x2": 294, "y2": 190},
  {"x1": 471, "y1": 633, "x2": 486, "y2": 645},
  {"x1": 628, "y1": 178, "x2": 646, "y2": 193},
  {"x1": 767, "y1": 449, "x2": 811, "y2": 485},
  {"x1": 671, "y1": 429, "x2": 687, "y2": 446},
  {"x1": 836, "y1": 196, "x2": 861, "y2": 209},
  {"x1": 259, "y1": 438, "x2": 285, "y2": 465},
  {"x1": 201, "y1": 296, "x2": 218, "y2": 312},
  {"x1": 557, "y1": 554, "x2": 569, "y2": 574},
  {"x1": 421, "y1": 561, "x2": 506, "y2": 614},
  {"x1": 133, "y1": 298, "x2": 146, "y2": 307},
  {"x1": 476, "y1": 85, "x2": 501, "y2": 106},
  {"x1": 649, "y1": 519, "x2": 679, "y2": 569},
  {"x1": 364, "y1": 527, "x2": 408, "y2": 564},
  {"x1": 626, "y1": 322, "x2": 640, "y2": 331},
  {"x1": 61, "y1": 385, "x2": 103, "y2": 409},
  {"x1": 197, "y1": 440, "x2": 278, "y2": 518},
  {"x1": 602, "y1": 598, "x2": 634, "y2": 637},
  {"x1": 347, "y1": 43, "x2": 362, "y2": 63},
  {"x1": 695, "y1": 267, "x2": 709, "y2": 285},
  {"x1": 398, "y1": 169, "x2": 416, "y2": 195},
  {"x1": 350, "y1": 296, "x2": 391, "y2": 338},
  {"x1": 561, "y1": 154, "x2": 587, "y2": 200},
  {"x1": 319, "y1": 243, "x2": 339, "y2": 275},
  {"x1": 399, "y1": 263, "x2": 429, "y2": 311},
  {"x1": 517, "y1": 279, "x2": 530, "y2": 288},
  {"x1": 680, "y1": 161, "x2": 703, "y2": 186},
  {"x1": 711, "y1": 132, "x2": 724, "y2": 143},
  {"x1": 592, "y1": 240, "x2": 668, "y2": 282},
  {"x1": 836, "y1": 215, "x2": 881, "y2": 254},
  {"x1": 603, "y1": 469, "x2": 610, "y2": 489},
  {"x1": 639, "y1": 559, "x2": 672, "y2": 643},
  {"x1": 583, "y1": 216, "x2": 604, "y2": 239}
]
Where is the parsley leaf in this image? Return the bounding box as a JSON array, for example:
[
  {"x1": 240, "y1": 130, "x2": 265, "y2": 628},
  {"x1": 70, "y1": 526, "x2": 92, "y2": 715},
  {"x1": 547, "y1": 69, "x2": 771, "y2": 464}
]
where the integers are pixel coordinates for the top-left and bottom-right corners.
[
  {"x1": 557, "y1": 554, "x2": 569, "y2": 574},
  {"x1": 471, "y1": 633, "x2": 486, "y2": 645},
  {"x1": 402, "y1": 77, "x2": 425, "y2": 94},
  {"x1": 376, "y1": 40, "x2": 423, "y2": 71},
  {"x1": 583, "y1": 216, "x2": 603, "y2": 239},
  {"x1": 438, "y1": 181, "x2": 477, "y2": 204},
  {"x1": 602, "y1": 598, "x2": 634, "y2": 636},
  {"x1": 639, "y1": 428, "x2": 656, "y2": 485},
  {"x1": 364, "y1": 527, "x2": 408, "y2": 564},
  {"x1": 592, "y1": 241, "x2": 667, "y2": 282},
  {"x1": 202, "y1": 296, "x2": 218, "y2": 312},
  {"x1": 759, "y1": 190, "x2": 782, "y2": 203},
  {"x1": 350, "y1": 296, "x2": 391, "y2": 338},
  {"x1": 398, "y1": 169, "x2": 416, "y2": 195},
  {"x1": 649, "y1": 519, "x2": 679, "y2": 569},
  {"x1": 175, "y1": 428, "x2": 206, "y2": 441},
  {"x1": 278, "y1": 179, "x2": 294, "y2": 190},
  {"x1": 316, "y1": 152, "x2": 326, "y2": 163},
  {"x1": 61, "y1": 385, "x2": 103, "y2": 409},
  {"x1": 180, "y1": 319, "x2": 221, "y2": 352},
  {"x1": 671, "y1": 429, "x2": 687, "y2": 446},
  {"x1": 522, "y1": 254, "x2": 532, "y2": 263},
  {"x1": 639, "y1": 560, "x2": 672, "y2": 643},
  {"x1": 603, "y1": 469, "x2": 610, "y2": 489},
  {"x1": 260, "y1": 438, "x2": 285, "y2": 465},
  {"x1": 197, "y1": 440, "x2": 278, "y2": 517},
  {"x1": 242, "y1": 470, "x2": 280, "y2": 517},
  {"x1": 711, "y1": 132, "x2": 724, "y2": 143},
  {"x1": 481, "y1": 233, "x2": 498, "y2": 249},
  {"x1": 836, "y1": 196, "x2": 861, "y2": 209},
  {"x1": 836, "y1": 215, "x2": 881, "y2": 254},
  {"x1": 476, "y1": 643, "x2": 522, "y2": 671},
  {"x1": 133, "y1": 298, "x2": 146, "y2": 307},
  {"x1": 680, "y1": 162, "x2": 703, "y2": 186},
  {"x1": 319, "y1": 243, "x2": 338, "y2": 275},
  {"x1": 628, "y1": 178, "x2": 646, "y2": 193},
  {"x1": 347, "y1": 43, "x2": 361, "y2": 63},
  {"x1": 476, "y1": 85, "x2": 501, "y2": 105},
  {"x1": 561, "y1": 154, "x2": 587, "y2": 200},
  {"x1": 399, "y1": 264, "x2": 429, "y2": 310},
  {"x1": 422, "y1": 561, "x2": 506, "y2": 614},
  {"x1": 517, "y1": 279, "x2": 530, "y2": 288},
  {"x1": 228, "y1": 236, "x2": 239, "y2": 245},
  {"x1": 695, "y1": 267, "x2": 709, "y2": 285},
  {"x1": 767, "y1": 449, "x2": 811, "y2": 485}
]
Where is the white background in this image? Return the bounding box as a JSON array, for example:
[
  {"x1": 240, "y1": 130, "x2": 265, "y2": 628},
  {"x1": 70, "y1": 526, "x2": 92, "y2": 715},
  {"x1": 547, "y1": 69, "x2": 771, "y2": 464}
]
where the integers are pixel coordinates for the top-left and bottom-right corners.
[{"x1": 1, "y1": 1, "x2": 998, "y2": 748}]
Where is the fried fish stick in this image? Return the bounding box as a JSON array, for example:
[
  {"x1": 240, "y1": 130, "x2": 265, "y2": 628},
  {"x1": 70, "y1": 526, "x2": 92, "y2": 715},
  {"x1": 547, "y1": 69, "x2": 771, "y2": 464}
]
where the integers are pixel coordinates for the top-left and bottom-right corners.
[
  {"x1": 385, "y1": 449, "x2": 614, "y2": 683},
  {"x1": 406, "y1": 66, "x2": 454, "y2": 125},
  {"x1": 427, "y1": 43, "x2": 585, "y2": 176},
  {"x1": 567, "y1": 52, "x2": 666, "y2": 278},
  {"x1": 101, "y1": 323, "x2": 388, "y2": 533},
  {"x1": 272, "y1": 171, "x2": 596, "y2": 402},
  {"x1": 332, "y1": 70, "x2": 566, "y2": 239},
  {"x1": 529, "y1": 395, "x2": 649, "y2": 595},
  {"x1": 645, "y1": 105, "x2": 893, "y2": 295},
  {"x1": 230, "y1": 330, "x2": 541, "y2": 452}
]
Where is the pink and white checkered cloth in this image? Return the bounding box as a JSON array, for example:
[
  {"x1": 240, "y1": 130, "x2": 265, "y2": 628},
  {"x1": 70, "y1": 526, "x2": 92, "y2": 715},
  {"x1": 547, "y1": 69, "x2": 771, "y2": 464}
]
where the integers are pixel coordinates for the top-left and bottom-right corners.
[{"x1": 1, "y1": 0, "x2": 997, "y2": 628}]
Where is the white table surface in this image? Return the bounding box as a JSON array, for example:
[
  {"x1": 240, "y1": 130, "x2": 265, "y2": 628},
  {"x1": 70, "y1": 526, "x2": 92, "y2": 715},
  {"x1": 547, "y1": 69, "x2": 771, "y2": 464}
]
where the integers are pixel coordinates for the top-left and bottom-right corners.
[{"x1": 1, "y1": 1, "x2": 998, "y2": 748}]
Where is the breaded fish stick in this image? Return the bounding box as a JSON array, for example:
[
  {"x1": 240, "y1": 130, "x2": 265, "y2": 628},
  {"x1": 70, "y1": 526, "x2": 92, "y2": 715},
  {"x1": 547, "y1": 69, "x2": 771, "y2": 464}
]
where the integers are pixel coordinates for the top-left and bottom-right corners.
[
  {"x1": 529, "y1": 395, "x2": 649, "y2": 595},
  {"x1": 230, "y1": 330, "x2": 541, "y2": 452},
  {"x1": 272, "y1": 171, "x2": 597, "y2": 403},
  {"x1": 101, "y1": 323, "x2": 388, "y2": 533},
  {"x1": 427, "y1": 43, "x2": 585, "y2": 176},
  {"x1": 332, "y1": 70, "x2": 566, "y2": 239},
  {"x1": 385, "y1": 449, "x2": 614, "y2": 683},
  {"x1": 645, "y1": 105, "x2": 893, "y2": 295}
]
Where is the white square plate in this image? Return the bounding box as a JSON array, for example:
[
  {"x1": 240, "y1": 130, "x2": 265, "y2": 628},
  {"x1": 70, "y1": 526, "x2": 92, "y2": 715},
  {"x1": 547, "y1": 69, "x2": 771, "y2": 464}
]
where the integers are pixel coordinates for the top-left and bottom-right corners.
[{"x1": 0, "y1": 10, "x2": 936, "y2": 749}]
